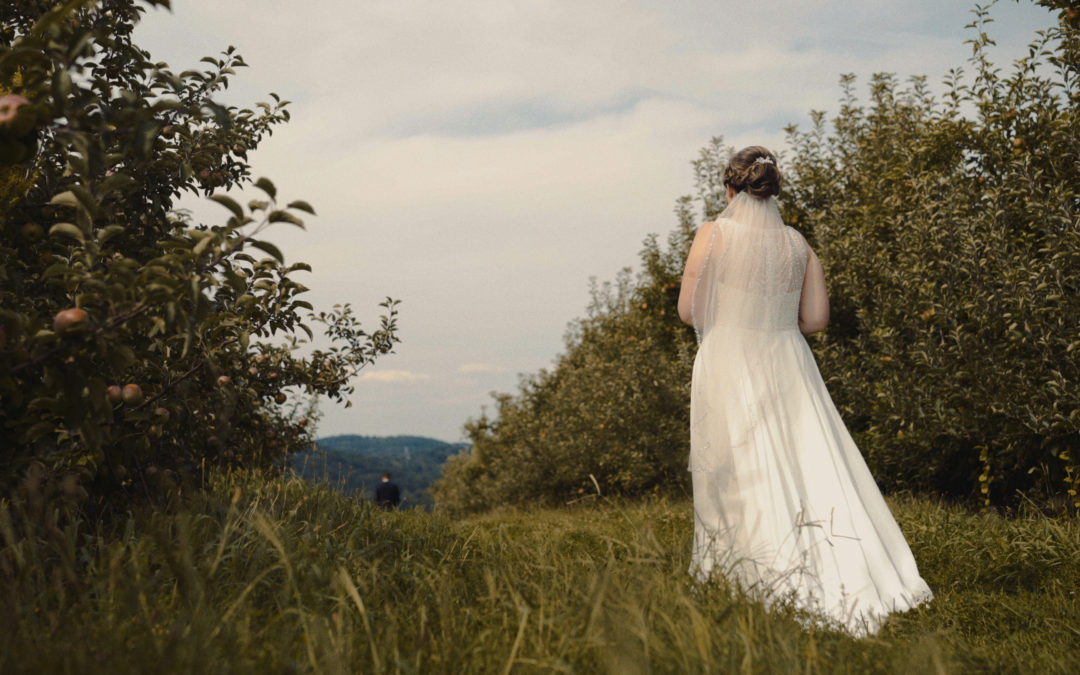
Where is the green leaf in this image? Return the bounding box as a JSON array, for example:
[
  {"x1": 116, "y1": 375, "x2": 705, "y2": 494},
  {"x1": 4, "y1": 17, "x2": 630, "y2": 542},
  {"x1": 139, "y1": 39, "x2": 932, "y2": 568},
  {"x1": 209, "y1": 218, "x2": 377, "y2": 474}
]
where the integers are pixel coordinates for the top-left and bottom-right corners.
[
  {"x1": 181, "y1": 325, "x2": 194, "y2": 359},
  {"x1": 287, "y1": 200, "x2": 316, "y2": 215},
  {"x1": 268, "y1": 210, "x2": 304, "y2": 228},
  {"x1": 204, "y1": 101, "x2": 231, "y2": 125},
  {"x1": 66, "y1": 31, "x2": 94, "y2": 61},
  {"x1": 224, "y1": 269, "x2": 247, "y2": 293},
  {"x1": 100, "y1": 171, "x2": 135, "y2": 195},
  {"x1": 134, "y1": 121, "x2": 161, "y2": 159},
  {"x1": 52, "y1": 68, "x2": 72, "y2": 101},
  {"x1": 249, "y1": 240, "x2": 284, "y2": 263},
  {"x1": 254, "y1": 177, "x2": 276, "y2": 199},
  {"x1": 49, "y1": 191, "x2": 80, "y2": 208},
  {"x1": 49, "y1": 222, "x2": 85, "y2": 242},
  {"x1": 97, "y1": 225, "x2": 125, "y2": 244},
  {"x1": 193, "y1": 232, "x2": 215, "y2": 257},
  {"x1": 41, "y1": 262, "x2": 68, "y2": 279},
  {"x1": 68, "y1": 184, "x2": 98, "y2": 215},
  {"x1": 22, "y1": 421, "x2": 57, "y2": 444},
  {"x1": 209, "y1": 194, "x2": 245, "y2": 221}
]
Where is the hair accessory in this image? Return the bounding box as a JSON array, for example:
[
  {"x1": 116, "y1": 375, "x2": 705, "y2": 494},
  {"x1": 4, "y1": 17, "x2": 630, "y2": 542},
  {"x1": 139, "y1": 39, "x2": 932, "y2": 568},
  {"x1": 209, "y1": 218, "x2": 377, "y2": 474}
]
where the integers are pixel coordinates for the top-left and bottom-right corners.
[{"x1": 754, "y1": 156, "x2": 775, "y2": 165}]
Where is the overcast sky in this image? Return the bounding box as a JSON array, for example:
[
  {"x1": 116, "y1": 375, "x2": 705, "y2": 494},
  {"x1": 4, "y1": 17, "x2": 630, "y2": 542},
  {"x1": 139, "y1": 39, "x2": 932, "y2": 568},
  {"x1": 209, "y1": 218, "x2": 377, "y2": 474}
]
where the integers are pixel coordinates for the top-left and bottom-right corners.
[{"x1": 135, "y1": 1, "x2": 1051, "y2": 442}]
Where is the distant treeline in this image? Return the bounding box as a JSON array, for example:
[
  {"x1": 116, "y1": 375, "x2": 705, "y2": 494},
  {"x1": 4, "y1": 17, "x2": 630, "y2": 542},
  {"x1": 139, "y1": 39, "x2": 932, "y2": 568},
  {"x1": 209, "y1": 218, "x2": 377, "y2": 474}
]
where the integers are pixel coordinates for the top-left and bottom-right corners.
[{"x1": 291, "y1": 435, "x2": 466, "y2": 508}]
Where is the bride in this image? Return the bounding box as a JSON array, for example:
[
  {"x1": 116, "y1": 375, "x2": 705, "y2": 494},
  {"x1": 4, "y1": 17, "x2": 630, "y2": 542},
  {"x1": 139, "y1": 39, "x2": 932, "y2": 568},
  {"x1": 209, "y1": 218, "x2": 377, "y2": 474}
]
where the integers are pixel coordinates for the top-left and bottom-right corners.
[{"x1": 676, "y1": 146, "x2": 932, "y2": 636}]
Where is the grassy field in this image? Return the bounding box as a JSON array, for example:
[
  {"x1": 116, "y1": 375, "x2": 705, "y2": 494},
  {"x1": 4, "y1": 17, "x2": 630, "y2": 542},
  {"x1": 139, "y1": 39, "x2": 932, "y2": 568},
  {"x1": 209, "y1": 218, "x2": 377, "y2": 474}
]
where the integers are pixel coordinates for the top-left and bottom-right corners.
[{"x1": 1, "y1": 471, "x2": 1077, "y2": 674}]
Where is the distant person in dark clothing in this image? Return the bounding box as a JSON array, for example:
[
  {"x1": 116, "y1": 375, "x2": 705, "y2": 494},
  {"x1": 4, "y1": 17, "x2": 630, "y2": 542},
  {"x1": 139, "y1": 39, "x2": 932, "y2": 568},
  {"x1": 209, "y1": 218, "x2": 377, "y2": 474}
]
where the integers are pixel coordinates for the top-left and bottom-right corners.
[{"x1": 375, "y1": 472, "x2": 401, "y2": 509}]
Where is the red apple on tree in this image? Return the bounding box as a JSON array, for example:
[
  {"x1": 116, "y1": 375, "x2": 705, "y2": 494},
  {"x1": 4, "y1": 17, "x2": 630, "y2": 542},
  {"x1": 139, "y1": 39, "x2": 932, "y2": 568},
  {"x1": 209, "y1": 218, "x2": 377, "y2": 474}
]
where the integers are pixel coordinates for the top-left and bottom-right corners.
[
  {"x1": 53, "y1": 308, "x2": 88, "y2": 334},
  {"x1": 21, "y1": 222, "x2": 43, "y2": 240},
  {"x1": 0, "y1": 94, "x2": 29, "y2": 125},
  {"x1": 106, "y1": 385, "x2": 123, "y2": 404},
  {"x1": 0, "y1": 94, "x2": 39, "y2": 164},
  {"x1": 121, "y1": 383, "x2": 143, "y2": 405}
]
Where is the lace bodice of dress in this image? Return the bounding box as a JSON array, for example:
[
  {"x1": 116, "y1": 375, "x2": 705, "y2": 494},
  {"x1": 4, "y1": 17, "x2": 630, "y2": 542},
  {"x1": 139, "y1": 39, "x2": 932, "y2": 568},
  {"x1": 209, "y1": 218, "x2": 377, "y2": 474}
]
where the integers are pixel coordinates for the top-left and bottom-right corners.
[{"x1": 691, "y1": 193, "x2": 808, "y2": 338}]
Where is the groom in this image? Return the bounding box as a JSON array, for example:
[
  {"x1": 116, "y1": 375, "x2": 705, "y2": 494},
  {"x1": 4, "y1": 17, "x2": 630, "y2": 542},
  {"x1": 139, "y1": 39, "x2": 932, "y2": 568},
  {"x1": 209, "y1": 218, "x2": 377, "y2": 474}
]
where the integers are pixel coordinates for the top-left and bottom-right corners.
[{"x1": 375, "y1": 472, "x2": 401, "y2": 509}]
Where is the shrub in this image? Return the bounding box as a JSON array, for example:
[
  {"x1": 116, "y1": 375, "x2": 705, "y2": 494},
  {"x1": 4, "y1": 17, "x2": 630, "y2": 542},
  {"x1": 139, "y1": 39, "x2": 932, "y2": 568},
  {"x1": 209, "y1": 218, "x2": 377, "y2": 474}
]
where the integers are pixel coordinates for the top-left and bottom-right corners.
[{"x1": 780, "y1": 1, "x2": 1079, "y2": 506}]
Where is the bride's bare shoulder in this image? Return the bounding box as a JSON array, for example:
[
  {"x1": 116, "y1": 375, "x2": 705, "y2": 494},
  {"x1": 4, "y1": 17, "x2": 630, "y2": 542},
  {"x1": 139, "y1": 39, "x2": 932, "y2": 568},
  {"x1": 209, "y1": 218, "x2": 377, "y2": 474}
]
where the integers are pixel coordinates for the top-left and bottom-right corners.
[
  {"x1": 700, "y1": 217, "x2": 732, "y2": 233},
  {"x1": 692, "y1": 219, "x2": 720, "y2": 239},
  {"x1": 785, "y1": 224, "x2": 810, "y2": 243}
]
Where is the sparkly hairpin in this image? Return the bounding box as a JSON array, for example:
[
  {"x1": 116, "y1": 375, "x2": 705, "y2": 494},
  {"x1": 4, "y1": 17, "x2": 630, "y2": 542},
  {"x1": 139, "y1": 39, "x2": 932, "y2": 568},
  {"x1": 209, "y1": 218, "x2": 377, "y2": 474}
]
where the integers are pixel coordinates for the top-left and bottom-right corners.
[{"x1": 754, "y1": 156, "x2": 775, "y2": 165}]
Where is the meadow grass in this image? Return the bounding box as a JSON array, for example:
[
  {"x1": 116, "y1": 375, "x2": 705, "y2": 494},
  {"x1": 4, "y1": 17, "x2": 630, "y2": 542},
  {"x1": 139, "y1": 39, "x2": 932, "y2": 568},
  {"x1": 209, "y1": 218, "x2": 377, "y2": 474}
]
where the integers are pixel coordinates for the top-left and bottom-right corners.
[{"x1": 1, "y1": 472, "x2": 1077, "y2": 674}]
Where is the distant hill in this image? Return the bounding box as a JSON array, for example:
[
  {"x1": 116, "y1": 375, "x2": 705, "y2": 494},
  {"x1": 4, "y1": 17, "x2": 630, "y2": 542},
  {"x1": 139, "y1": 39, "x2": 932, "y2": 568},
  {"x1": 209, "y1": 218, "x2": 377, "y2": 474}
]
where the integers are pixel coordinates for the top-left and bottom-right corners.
[{"x1": 290, "y1": 435, "x2": 467, "y2": 509}]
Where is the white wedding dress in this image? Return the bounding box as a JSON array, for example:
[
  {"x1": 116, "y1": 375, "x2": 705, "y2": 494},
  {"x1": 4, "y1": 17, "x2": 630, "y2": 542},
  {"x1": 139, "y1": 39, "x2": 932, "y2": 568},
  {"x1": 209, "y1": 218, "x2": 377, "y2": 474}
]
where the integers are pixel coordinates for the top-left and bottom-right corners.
[{"x1": 687, "y1": 192, "x2": 932, "y2": 637}]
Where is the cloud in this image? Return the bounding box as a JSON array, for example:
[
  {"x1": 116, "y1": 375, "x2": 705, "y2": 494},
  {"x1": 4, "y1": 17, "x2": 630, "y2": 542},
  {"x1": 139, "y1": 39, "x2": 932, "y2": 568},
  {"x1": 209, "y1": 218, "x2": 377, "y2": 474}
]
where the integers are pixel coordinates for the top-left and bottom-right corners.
[
  {"x1": 360, "y1": 370, "x2": 432, "y2": 383},
  {"x1": 458, "y1": 363, "x2": 506, "y2": 375},
  {"x1": 133, "y1": 0, "x2": 1055, "y2": 441}
]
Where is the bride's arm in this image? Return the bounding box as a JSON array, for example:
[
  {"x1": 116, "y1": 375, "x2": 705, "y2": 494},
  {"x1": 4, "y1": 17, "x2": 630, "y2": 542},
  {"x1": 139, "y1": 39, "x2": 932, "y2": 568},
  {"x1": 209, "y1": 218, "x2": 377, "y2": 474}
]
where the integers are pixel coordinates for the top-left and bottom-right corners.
[
  {"x1": 799, "y1": 246, "x2": 829, "y2": 335},
  {"x1": 677, "y1": 221, "x2": 718, "y2": 326}
]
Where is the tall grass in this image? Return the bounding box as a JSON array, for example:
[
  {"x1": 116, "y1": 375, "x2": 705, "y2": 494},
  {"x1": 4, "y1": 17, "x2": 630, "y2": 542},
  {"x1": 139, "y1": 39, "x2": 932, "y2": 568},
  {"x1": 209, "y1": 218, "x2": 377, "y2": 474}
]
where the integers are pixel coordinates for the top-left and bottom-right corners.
[{"x1": 1, "y1": 471, "x2": 1077, "y2": 673}]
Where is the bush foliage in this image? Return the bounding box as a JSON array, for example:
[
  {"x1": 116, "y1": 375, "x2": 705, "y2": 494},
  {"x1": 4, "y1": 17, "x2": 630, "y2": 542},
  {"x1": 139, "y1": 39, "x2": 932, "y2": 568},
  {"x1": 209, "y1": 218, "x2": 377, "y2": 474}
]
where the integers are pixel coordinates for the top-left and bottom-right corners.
[
  {"x1": 780, "y1": 1, "x2": 1080, "y2": 506},
  {"x1": 0, "y1": 0, "x2": 398, "y2": 509},
  {"x1": 435, "y1": 1, "x2": 1080, "y2": 513}
]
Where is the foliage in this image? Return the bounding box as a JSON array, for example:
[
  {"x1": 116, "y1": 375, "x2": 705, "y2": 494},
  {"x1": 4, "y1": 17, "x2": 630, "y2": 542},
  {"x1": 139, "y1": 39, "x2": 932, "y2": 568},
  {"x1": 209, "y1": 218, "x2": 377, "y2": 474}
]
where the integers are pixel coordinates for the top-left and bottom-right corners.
[
  {"x1": 780, "y1": 0, "x2": 1080, "y2": 506},
  {"x1": 291, "y1": 435, "x2": 466, "y2": 509},
  {"x1": 437, "y1": 0, "x2": 1080, "y2": 512},
  {"x1": 434, "y1": 203, "x2": 698, "y2": 513},
  {"x1": 2, "y1": 469, "x2": 1078, "y2": 673},
  {"x1": 0, "y1": 0, "x2": 398, "y2": 509}
]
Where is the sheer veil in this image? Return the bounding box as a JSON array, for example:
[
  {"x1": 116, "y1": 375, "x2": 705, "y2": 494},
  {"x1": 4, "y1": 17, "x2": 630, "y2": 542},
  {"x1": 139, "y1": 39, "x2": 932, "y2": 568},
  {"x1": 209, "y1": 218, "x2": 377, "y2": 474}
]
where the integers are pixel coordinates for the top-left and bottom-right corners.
[
  {"x1": 687, "y1": 191, "x2": 808, "y2": 474},
  {"x1": 690, "y1": 191, "x2": 806, "y2": 343}
]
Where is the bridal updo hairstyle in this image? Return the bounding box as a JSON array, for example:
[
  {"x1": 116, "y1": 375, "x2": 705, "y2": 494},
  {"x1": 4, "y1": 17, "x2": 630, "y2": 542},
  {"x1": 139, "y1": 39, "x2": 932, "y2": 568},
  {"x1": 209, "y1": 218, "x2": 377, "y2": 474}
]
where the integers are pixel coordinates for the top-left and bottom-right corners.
[{"x1": 723, "y1": 145, "x2": 781, "y2": 199}]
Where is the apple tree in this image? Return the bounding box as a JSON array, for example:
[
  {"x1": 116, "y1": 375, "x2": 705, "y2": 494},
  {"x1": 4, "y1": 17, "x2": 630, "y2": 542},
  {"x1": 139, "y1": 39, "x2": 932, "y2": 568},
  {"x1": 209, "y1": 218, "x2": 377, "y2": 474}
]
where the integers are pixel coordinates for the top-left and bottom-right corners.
[
  {"x1": 0, "y1": 0, "x2": 398, "y2": 508},
  {"x1": 779, "y1": 1, "x2": 1079, "y2": 507}
]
